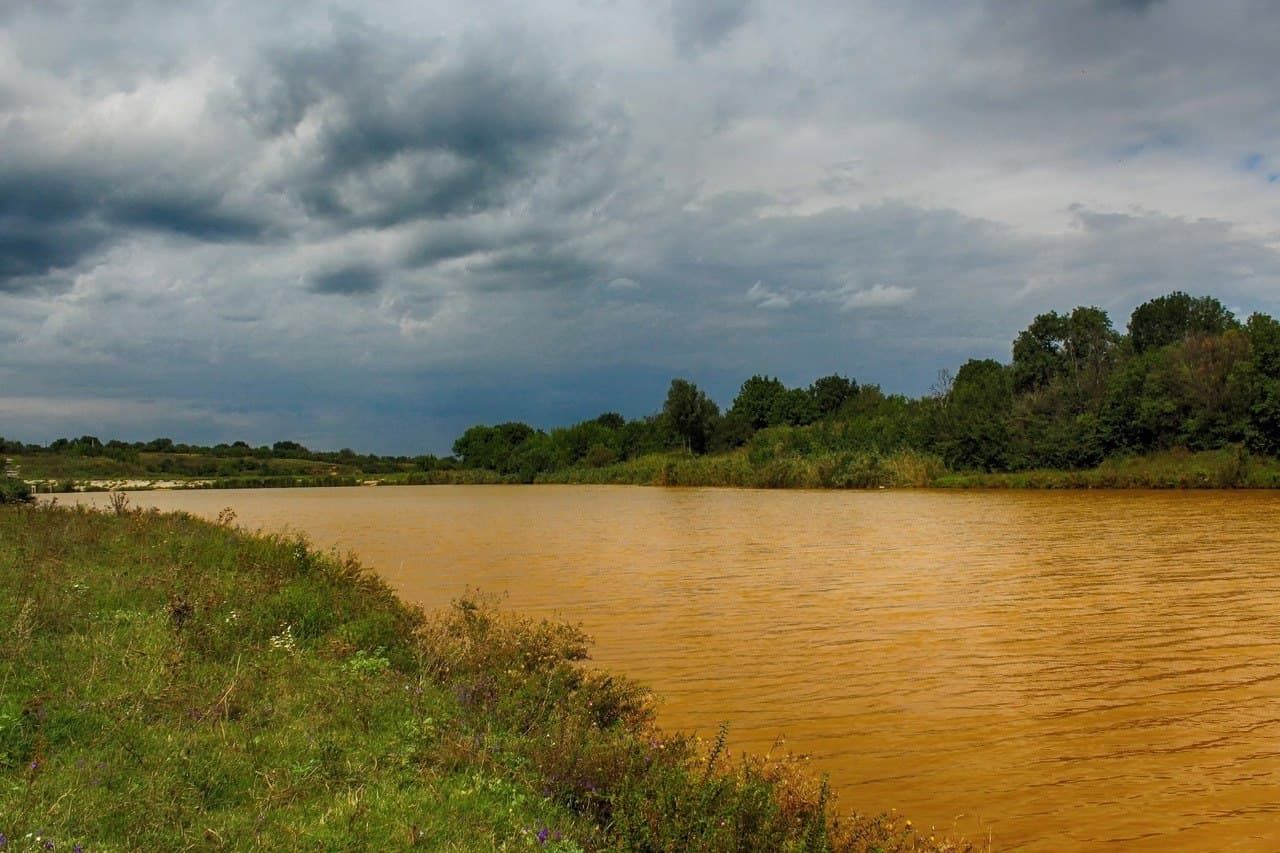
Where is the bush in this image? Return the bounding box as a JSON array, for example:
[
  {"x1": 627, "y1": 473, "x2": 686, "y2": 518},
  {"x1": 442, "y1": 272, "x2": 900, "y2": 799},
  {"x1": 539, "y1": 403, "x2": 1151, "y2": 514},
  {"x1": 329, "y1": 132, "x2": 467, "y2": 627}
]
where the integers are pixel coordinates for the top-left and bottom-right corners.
[{"x1": 0, "y1": 475, "x2": 32, "y2": 504}]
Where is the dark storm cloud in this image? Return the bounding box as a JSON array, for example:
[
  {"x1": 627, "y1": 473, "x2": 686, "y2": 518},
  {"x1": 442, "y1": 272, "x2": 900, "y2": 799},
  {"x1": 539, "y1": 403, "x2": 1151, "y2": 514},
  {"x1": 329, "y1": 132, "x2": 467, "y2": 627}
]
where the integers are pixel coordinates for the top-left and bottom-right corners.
[
  {"x1": 1095, "y1": 0, "x2": 1165, "y2": 12},
  {"x1": 465, "y1": 245, "x2": 602, "y2": 293},
  {"x1": 0, "y1": 172, "x2": 104, "y2": 288},
  {"x1": 0, "y1": 228, "x2": 108, "y2": 292},
  {"x1": 242, "y1": 24, "x2": 593, "y2": 228},
  {"x1": 0, "y1": 165, "x2": 265, "y2": 287},
  {"x1": 307, "y1": 265, "x2": 383, "y2": 295},
  {"x1": 670, "y1": 0, "x2": 756, "y2": 57},
  {"x1": 107, "y1": 195, "x2": 267, "y2": 242}
]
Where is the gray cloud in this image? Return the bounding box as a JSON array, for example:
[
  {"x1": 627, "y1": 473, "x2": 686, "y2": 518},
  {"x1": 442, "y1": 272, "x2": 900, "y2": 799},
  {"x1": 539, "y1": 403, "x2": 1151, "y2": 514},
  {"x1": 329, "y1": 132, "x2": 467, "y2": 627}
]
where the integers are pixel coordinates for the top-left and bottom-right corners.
[
  {"x1": 671, "y1": 0, "x2": 756, "y2": 57},
  {"x1": 3, "y1": 1, "x2": 1280, "y2": 451},
  {"x1": 1096, "y1": 0, "x2": 1165, "y2": 12},
  {"x1": 243, "y1": 25, "x2": 598, "y2": 228},
  {"x1": 307, "y1": 265, "x2": 383, "y2": 295}
]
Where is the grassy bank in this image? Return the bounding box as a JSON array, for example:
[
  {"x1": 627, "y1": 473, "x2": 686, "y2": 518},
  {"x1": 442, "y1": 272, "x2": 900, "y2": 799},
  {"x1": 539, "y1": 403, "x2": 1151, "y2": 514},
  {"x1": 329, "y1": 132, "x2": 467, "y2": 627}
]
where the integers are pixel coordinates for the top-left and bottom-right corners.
[
  {"x1": 537, "y1": 449, "x2": 946, "y2": 489},
  {"x1": 538, "y1": 445, "x2": 1280, "y2": 490},
  {"x1": 932, "y1": 446, "x2": 1280, "y2": 489},
  {"x1": 0, "y1": 503, "x2": 970, "y2": 851}
]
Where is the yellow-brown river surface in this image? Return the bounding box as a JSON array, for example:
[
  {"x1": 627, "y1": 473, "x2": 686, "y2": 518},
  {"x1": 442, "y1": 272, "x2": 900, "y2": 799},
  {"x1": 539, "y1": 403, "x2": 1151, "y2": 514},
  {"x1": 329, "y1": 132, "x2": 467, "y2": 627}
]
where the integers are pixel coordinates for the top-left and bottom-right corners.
[{"x1": 71, "y1": 486, "x2": 1280, "y2": 850}]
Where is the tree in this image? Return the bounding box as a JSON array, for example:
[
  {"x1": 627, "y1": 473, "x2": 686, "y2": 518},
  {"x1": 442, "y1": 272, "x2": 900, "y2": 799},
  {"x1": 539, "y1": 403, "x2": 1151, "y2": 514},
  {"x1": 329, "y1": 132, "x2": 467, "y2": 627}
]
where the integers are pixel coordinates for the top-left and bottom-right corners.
[
  {"x1": 1011, "y1": 306, "x2": 1119, "y2": 402},
  {"x1": 451, "y1": 422, "x2": 539, "y2": 472},
  {"x1": 808, "y1": 374, "x2": 858, "y2": 418},
  {"x1": 1128, "y1": 292, "x2": 1238, "y2": 354},
  {"x1": 1062, "y1": 306, "x2": 1121, "y2": 404},
  {"x1": 773, "y1": 387, "x2": 819, "y2": 427},
  {"x1": 938, "y1": 359, "x2": 1013, "y2": 471},
  {"x1": 663, "y1": 379, "x2": 719, "y2": 454},
  {"x1": 1245, "y1": 313, "x2": 1280, "y2": 453},
  {"x1": 728, "y1": 375, "x2": 788, "y2": 430},
  {"x1": 1011, "y1": 312, "x2": 1069, "y2": 394},
  {"x1": 594, "y1": 412, "x2": 626, "y2": 430}
]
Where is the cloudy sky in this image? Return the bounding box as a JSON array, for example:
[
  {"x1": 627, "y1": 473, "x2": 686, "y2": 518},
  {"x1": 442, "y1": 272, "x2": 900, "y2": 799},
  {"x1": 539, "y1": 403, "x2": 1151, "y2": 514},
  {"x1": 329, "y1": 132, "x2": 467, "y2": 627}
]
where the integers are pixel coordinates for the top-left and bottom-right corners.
[{"x1": 2, "y1": 0, "x2": 1279, "y2": 453}]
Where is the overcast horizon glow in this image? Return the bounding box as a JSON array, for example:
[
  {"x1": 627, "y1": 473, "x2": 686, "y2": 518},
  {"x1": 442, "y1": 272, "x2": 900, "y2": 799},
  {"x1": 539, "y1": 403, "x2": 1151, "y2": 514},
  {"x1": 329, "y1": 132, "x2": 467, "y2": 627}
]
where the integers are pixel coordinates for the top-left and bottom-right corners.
[{"x1": 3, "y1": 0, "x2": 1279, "y2": 454}]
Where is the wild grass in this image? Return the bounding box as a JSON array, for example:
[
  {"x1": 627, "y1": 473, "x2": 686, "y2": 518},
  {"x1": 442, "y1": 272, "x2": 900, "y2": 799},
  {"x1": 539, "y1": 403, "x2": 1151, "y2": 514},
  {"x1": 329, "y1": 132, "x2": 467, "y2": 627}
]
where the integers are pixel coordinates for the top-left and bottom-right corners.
[
  {"x1": 389, "y1": 469, "x2": 515, "y2": 486},
  {"x1": 933, "y1": 445, "x2": 1280, "y2": 489},
  {"x1": 190, "y1": 475, "x2": 365, "y2": 489},
  {"x1": 539, "y1": 449, "x2": 947, "y2": 489},
  {"x1": 0, "y1": 502, "x2": 973, "y2": 851}
]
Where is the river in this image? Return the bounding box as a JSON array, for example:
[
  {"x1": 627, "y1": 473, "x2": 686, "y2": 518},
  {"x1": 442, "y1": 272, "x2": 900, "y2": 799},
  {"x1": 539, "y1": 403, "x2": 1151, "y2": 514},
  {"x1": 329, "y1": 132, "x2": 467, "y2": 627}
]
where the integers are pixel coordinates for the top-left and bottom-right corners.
[{"x1": 65, "y1": 485, "x2": 1280, "y2": 850}]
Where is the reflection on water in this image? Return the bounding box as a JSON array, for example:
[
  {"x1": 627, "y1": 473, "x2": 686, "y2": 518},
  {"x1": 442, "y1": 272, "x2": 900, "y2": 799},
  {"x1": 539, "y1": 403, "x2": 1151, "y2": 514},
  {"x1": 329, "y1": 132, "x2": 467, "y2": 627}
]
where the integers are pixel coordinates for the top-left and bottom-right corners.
[{"x1": 70, "y1": 486, "x2": 1280, "y2": 850}]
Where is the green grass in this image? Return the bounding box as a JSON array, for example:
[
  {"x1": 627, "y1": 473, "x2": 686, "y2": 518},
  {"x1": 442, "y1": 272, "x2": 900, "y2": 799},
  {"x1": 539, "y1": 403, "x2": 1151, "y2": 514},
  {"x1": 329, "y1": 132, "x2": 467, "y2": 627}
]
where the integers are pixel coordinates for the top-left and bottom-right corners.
[
  {"x1": 933, "y1": 446, "x2": 1280, "y2": 489},
  {"x1": 18, "y1": 442, "x2": 1280, "y2": 493},
  {"x1": 0, "y1": 502, "x2": 971, "y2": 851},
  {"x1": 4, "y1": 452, "x2": 390, "y2": 485},
  {"x1": 538, "y1": 449, "x2": 947, "y2": 489},
  {"x1": 544, "y1": 446, "x2": 1280, "y2": 491}
]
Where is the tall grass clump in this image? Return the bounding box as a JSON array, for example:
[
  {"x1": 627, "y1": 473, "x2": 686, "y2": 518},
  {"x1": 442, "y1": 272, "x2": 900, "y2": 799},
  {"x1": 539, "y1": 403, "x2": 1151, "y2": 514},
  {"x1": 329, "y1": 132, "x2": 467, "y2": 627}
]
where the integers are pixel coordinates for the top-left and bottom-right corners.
[{"x1": 0, "y1": 502, "x2": 975, "y2": 851}]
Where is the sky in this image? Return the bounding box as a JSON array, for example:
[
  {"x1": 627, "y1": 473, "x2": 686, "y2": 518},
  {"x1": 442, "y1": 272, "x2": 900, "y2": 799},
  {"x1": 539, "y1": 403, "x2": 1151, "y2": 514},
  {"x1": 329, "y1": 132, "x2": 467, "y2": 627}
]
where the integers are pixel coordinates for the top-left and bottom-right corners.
[{"x1": 2, "y1": 0, "x2": 1280, "y2": 454}]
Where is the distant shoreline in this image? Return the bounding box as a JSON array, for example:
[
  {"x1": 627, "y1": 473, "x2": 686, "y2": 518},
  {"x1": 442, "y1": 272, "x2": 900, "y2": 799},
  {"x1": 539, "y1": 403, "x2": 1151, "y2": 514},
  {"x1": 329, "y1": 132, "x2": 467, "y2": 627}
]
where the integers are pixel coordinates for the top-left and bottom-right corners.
[{"x1": 23, "y1": 444, "x2": 1279, "y2": 493}]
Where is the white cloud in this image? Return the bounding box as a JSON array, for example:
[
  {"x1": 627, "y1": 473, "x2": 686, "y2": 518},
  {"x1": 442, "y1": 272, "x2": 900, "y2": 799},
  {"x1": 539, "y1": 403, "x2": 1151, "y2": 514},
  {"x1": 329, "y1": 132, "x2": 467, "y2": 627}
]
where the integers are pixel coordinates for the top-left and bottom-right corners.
[{"x1": 839, "y1": 284, "x2": 915, "y2": 311}]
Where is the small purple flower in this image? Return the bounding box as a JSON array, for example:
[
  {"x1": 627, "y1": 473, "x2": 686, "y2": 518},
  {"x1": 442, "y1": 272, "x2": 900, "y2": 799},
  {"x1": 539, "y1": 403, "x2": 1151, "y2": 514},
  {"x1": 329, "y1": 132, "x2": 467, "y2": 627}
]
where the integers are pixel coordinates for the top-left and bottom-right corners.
[
  {"x1": 0, "y1": 831, "x2": 8, "y2": 848},
  {"x1": 43, "y1": 840, "x2": 55, "y2": 851},
  {"x1": 29, "y1": 759, "x2": 40, "y2": 772},
  {"x1": 73, "y1": 845, "x2": 84, "y2": 853},
  {"x1": 536, "y1": 826, "x2": 550, "y2": 844}
]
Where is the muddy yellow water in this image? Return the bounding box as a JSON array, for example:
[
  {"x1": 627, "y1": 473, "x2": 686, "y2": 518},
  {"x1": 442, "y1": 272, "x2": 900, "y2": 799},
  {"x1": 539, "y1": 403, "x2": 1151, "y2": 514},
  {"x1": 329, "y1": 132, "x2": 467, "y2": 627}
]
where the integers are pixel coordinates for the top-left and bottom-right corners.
[{"x1": 72, "y1": 486, "x2": 1280, "y2": 850}]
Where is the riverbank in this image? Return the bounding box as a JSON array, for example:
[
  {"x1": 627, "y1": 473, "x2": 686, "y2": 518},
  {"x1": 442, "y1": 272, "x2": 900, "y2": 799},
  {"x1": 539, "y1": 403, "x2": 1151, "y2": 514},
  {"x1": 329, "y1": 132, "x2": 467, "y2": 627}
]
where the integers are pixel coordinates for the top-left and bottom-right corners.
[
  {"x1": 538, "y1": 445, "x2": 1280, "y2": 490},
  {"x1": 15, "y1": 445, "x2": 1280, "y2": 493},
  {"x1": 0, "y1": 502, "x2": 972, "y2": 851}
]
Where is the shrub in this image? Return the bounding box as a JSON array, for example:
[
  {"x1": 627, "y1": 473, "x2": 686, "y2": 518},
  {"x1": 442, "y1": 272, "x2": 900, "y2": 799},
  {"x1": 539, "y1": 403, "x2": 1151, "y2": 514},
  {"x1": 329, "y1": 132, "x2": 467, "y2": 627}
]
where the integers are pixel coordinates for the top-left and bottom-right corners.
[{"x1": 0, "y1": 475, "x2": 32, "y2": 504}]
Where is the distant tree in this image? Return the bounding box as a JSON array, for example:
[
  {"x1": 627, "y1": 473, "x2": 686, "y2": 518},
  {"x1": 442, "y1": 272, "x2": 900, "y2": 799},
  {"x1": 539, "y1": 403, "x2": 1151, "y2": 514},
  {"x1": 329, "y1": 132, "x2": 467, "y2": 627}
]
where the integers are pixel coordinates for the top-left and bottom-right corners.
[
  {"x1": 728, "y1": 375, "x2": 788, "y2": 430},
  {"x1": 663, "y1": 379, "x2": 719, "y2": 454},
  {"x1": 808, "y1": 374, "x2": 858, "y2": 418},
  {"x1": 773, "y1": 387, "x2": 819, "y2": 427},
  {"x1": 594, "y1": 412, "x2": 626, "y2": 430},
  {"x1": 1011, "y1": 312, "x2": 1070, "y2": 394},
  {"x1": 1246, "y1": 313, "x2": 1280, "y2": 453},
  {"x1": 553, "y1": 420, "x2": 619, "y2": 465},
  {"x1": 1102, "y1": 329, "x2": 1253, "y2": 452},
  {"x1": 938, "y1": 359, "x2": 1013, "y2": 470},
  {"x1": 451, "y1": 422, "x2": 539, "y2": 472},
  {"x1": 619, "y1": 416, "x2": 676, "y2": 459},
  {"x1": 712, "y1": 409, "x2": 754, "y2": 451},
  {"x1": 272, "y1": 440, "x2": 309, "y2": 457},
  {"x1": 1011, "y1": 307, "x2": 1119, "y2": 398},
  {"x1": 1063, "y1": 306, "x2": 1121, "y2": 403},
  {"x1": 1128, "y1": 292, "x2": 1238, "y2": 354}
]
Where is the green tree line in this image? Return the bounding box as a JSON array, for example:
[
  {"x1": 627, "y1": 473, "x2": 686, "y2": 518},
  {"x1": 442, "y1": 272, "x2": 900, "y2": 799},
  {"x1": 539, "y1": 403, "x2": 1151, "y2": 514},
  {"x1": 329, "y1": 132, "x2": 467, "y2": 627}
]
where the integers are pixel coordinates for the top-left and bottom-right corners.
[
  {"x1": 451, "y1": 291, "x2": 1280, "y2": 478},
  {"x1": 9, "y1": 291, "x2": 1279, "y2": 482}
]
